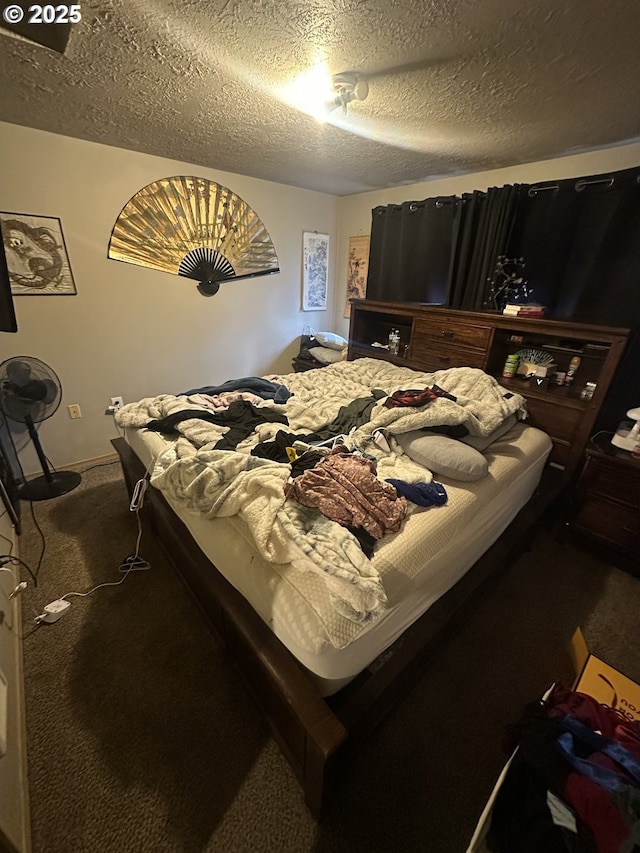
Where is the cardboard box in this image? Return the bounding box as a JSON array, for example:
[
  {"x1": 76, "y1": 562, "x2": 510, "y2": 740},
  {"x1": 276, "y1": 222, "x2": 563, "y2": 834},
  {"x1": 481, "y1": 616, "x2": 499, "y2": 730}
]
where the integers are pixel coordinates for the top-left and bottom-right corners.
[{"x1": 570, "y1": 627, "x2": 640, "y2": 723}]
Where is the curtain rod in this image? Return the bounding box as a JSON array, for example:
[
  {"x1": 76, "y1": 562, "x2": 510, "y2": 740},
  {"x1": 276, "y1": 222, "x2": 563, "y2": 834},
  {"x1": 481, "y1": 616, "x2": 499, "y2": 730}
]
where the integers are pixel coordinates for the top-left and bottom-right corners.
[{"x1": 529, "y1": 175, "x2": 616, "y2": 196}]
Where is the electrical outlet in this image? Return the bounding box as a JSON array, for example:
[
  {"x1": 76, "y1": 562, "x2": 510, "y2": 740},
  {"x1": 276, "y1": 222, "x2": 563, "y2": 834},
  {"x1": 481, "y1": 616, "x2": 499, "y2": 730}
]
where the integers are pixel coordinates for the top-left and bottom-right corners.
[
  {"x1": 110, "y1": 396, "x2": 124, "y2": 410},
  {"x1": 68, "y1": 404, "x2": 82, "y2": 419}
]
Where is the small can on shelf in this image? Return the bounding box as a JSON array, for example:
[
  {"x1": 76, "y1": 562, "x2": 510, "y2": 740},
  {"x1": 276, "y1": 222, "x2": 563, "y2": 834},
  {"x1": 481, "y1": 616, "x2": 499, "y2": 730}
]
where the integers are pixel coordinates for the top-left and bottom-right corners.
[{"x1": 502, "y1": 353, "x2": 519, "y2": 378}]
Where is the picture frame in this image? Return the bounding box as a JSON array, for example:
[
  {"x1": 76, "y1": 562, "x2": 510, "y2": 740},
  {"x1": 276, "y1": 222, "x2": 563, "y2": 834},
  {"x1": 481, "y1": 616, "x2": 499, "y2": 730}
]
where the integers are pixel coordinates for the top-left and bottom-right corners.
[
  {"x1": 0, "y1": 212, "x2": 77, "y2": 295},
  {"x1": 302, "y1": 231, "x2": 329, "y2": 311},
  {"x1": 344, "y1": 234, "x2": 370, "y2": 318}
]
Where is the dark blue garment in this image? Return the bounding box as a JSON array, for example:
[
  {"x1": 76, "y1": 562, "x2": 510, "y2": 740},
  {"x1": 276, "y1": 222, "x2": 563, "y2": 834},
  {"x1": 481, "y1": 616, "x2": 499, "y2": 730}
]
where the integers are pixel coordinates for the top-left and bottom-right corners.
[
  {"x1": 385, "y1": 479, "x2": 448, "y2": 507},
  {"x1": 180, "y1": 376, "x2": 292, "y2": 404},
  {"x1": 554, "y1": 714, "x2": 640, "y2": 794}
]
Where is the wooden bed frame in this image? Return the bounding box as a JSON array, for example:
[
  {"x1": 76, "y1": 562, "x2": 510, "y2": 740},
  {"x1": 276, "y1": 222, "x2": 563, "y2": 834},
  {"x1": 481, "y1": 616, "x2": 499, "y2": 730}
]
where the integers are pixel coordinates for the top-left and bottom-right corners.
[{"x1": 112, "y1": 436, "x2": 565, "y2": 819}]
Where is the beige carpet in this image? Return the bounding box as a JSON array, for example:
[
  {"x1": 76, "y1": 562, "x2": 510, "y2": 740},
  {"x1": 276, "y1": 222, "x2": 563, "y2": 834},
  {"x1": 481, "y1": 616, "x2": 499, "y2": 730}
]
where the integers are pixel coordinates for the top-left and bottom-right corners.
[{"x1": 17, "y1": 460, "x2": 640, "y2": 853}]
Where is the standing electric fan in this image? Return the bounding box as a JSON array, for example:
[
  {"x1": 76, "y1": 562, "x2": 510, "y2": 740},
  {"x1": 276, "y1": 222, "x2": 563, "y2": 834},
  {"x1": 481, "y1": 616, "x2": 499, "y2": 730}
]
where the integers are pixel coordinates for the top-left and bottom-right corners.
[{"x1": 0, "y1": 356, "x2": 81, "y2": 500}]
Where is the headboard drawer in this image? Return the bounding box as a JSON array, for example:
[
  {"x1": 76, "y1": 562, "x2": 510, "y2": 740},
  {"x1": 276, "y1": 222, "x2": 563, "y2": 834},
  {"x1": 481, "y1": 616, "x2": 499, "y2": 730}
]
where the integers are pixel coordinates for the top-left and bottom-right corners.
[
  {"x1": 410, "y1": 339, "x2": 486, "y2": 371},
  {"x1": 413, "y1": 317, "x2": 492, "y2": 350}
]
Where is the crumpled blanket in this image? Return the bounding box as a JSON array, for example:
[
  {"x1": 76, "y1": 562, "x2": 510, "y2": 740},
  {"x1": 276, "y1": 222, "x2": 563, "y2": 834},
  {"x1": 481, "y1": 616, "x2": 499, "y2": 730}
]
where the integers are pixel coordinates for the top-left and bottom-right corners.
[
  {"x1": 116, "y1": 359, "x2": 527, "y2": 629},
  {"x1": 151, "y1": 437, "x2": 388, "y2": 623}
]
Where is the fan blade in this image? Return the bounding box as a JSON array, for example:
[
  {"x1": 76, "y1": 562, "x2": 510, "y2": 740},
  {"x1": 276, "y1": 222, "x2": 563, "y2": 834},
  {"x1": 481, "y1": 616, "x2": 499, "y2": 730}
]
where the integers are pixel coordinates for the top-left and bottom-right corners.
[
  {"x1": 341, "y1": 52, "x2": 460, "y2": 84},
  {"x1": 6, "y1": 360, "x2": 32, "y2": 384},
  {"x1": 365, "y1": 58, "x2": 442, "y2": 79},
  {"x1": 15, "y1": 379, "x2": 49, "y2": 401},
  {"x1": 2, "y1": 393, "x2": 37, "y2": 423},
  {"x1": 41, "y1": 379, "x2": 58, "y2": 404}
]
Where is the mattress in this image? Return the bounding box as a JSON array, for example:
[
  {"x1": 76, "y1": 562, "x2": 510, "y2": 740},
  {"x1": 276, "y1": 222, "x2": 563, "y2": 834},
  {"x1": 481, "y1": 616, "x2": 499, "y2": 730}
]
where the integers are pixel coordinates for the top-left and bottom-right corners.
[{"x1": 125, "y1": 420, "x2": 551, "y2": 696}]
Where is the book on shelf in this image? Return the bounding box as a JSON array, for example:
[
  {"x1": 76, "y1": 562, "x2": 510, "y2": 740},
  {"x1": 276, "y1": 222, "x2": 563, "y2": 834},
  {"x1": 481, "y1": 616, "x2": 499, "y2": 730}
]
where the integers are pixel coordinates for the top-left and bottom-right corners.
[{"x1": 503, "y1": 303, "x2": 546, "y2": 317}]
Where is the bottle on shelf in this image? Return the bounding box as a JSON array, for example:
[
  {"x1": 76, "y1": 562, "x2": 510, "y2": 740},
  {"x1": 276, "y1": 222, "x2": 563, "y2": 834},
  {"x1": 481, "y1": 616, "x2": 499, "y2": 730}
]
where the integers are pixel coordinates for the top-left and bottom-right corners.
[
  {"x1": 564, "y1": 356, "x2": 581, "y2": 386},
  {"x1": 502, "y1": 353, "x2": 519, "y2": 378},
  {"x1": 388, "y1": 328, "x2": 400, "y2": 356}
]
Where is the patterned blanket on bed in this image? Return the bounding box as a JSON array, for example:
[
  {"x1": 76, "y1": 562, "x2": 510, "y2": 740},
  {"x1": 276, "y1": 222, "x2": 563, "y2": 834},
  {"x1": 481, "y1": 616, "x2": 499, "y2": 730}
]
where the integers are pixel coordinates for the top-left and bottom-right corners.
[{"x1": 116, "y1": 359, "x2": 526, "y2": 628}]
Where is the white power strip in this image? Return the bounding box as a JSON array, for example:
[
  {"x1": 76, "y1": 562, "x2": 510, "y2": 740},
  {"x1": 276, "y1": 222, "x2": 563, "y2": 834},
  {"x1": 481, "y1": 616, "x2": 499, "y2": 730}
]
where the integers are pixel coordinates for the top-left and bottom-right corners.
[{"x1": 36, "y1": 599, "x2": 71, "y2": 624}]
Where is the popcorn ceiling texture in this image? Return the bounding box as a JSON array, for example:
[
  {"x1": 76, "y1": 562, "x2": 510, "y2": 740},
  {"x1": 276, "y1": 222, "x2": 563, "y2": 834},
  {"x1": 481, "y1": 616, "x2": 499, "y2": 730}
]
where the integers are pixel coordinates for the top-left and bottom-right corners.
[{"x1": 0, "y1": 0, "x2": 639, "y2": 195}]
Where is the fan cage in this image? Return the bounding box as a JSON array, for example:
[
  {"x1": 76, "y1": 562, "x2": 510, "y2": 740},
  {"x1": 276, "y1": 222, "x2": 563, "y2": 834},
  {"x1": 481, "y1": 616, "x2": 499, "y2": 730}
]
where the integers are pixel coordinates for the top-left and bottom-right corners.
[{"x1": 0, "y1": 356, "x2": 62, "y2": 423}]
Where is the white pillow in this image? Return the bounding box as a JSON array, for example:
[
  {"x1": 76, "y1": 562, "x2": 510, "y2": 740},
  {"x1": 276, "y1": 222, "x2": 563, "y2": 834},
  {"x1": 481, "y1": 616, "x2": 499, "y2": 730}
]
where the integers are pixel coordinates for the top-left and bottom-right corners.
[
  {"x1": 314, "y1": 331, "x2": 348, "y2": 350},
  {"x1": 308, "y1": 346, "x2": 344, "y2": 365},
  {"x1": 395, "y1": 432, "x2": 489, "y2": 481}
]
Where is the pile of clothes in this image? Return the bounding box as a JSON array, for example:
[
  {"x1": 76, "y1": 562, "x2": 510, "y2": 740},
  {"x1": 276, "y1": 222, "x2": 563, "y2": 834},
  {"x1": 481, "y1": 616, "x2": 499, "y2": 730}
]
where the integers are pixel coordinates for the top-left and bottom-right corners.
[{"x1": 487, "y1": 683, "x2": 640, "y2": 853}]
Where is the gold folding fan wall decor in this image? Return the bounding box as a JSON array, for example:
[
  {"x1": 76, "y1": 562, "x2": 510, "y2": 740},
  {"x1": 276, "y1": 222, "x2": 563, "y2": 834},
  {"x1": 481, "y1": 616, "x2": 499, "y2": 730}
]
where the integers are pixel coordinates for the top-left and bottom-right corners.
[{"x1": 108, "y1": 176, "x2": 280, "y2": 296}]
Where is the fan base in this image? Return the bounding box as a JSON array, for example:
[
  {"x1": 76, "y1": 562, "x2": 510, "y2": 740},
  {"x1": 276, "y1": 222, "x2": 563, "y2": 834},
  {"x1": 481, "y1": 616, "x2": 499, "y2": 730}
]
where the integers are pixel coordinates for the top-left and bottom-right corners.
[{"x1": 18, "y1": 470, "x2": 82, "y2": 502}]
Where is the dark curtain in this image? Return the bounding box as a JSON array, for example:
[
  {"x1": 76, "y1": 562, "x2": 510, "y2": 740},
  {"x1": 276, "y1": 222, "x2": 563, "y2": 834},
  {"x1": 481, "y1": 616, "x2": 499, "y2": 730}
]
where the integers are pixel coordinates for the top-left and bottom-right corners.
[
  {"x1": 448, "y1": 184, "x2": 525, "y2": 310},
  {"x1": 507, "y1": 166, "x2": 640, "y2": 327},
  {"x1": 362, "y1": 166, "x2": 639, "y2": 432},
  {"x1": 366, "y1": 196, "x2": 457, "y2": 303}
]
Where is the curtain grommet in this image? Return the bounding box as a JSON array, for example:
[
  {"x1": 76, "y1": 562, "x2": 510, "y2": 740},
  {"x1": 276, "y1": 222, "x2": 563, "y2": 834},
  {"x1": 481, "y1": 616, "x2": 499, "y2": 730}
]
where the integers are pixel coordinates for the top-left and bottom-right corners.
[{"x1": 575, "y1": 177, "x2": 614, "y2": 192}]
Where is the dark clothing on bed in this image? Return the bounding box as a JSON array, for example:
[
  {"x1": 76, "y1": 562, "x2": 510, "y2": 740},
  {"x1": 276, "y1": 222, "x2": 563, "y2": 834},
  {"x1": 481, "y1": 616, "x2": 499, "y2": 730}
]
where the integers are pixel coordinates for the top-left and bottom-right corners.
[
  {"x1": 251, "y1": 430, "x2": 301, "y2": 463},
  {"x1": 420, "y1": 423, "x2": 470, "y2": 439},
  {"x1": 179, "y1": 376, "x2": 292, "y2": 403},
  {"x1": 146, "y1": 400, "x2": 289, "y2": 451},
  {"x1": 250, "y1": 430, "x2": 324, "y2": 474},
  {"x1": 386, "y1": 479, "x2": 448, "y2": 508},
  {"x1": 251, "y1": 392, "x2": 386, "y2": 461},
  {"x1": 304, "y1": 390, "x2": 387, "y2": 441}
]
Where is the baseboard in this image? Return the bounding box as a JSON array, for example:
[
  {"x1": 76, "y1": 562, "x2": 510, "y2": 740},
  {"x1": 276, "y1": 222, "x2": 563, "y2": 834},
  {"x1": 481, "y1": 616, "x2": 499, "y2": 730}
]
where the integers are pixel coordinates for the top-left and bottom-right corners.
[
  {"x1": 22, "y1": 451, "x2": 119, "y2": 480},
  {"x1": 73, "y1": 451, "x2": 120, "y2": 472}
]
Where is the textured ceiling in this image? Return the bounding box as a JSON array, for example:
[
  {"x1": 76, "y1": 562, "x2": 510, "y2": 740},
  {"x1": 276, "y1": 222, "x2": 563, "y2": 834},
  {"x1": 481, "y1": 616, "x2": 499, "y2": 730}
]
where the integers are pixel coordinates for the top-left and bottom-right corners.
[{"x1": 1, "y1": 0, "x2": 639, "y2": 196}]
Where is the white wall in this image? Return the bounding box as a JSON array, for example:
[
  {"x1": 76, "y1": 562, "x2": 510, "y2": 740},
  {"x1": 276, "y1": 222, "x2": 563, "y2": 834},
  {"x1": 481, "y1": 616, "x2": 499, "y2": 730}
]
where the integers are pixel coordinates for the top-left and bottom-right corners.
[
  {"x1": 0, "y1": 122, "x2": 339, "y2": 474},
  {"x1": 3, "y1": 121, "x2": 639, "y2": 474},
  {"x1": 333, "y1": 142, "x2": 640, "y2": 338}
]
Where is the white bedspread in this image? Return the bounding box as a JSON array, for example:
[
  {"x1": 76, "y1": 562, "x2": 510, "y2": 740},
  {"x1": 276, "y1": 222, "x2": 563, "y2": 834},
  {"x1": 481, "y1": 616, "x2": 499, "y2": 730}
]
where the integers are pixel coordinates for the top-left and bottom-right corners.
[{"x1": 116, "y1": 359, "x2": 527, "y2": 625}]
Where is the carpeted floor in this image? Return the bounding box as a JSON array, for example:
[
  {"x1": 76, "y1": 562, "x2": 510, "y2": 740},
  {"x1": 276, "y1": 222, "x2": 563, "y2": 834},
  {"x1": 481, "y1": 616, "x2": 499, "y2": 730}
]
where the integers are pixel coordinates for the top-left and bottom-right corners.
[{"x1": 17, "y1": 460, "x2": 640, "y2": 853}]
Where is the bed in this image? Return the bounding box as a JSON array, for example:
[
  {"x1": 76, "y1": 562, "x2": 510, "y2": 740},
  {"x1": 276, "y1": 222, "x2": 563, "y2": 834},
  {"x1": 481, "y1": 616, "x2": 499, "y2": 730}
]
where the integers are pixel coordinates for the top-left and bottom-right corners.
[{"x1": 112, "y1": 357, "x2": 561, "y2": 818}]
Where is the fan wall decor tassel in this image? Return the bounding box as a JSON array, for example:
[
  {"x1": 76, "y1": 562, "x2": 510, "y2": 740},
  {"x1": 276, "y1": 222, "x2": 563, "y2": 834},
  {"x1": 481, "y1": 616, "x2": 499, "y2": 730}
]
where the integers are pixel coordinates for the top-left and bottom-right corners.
[{"x1": 108, "y1": 176, "x2": 280, "y2": 296}]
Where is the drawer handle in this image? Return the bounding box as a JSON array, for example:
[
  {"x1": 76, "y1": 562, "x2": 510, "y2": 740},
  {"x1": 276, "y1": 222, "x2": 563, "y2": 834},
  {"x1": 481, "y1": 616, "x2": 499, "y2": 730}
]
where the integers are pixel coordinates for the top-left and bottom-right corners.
[
  {"x1": 437, "y1": 355, "x2": 451, "y2": 363},
  {"x1": 441, "y1": 330, "x2": 454, "y2": 338}
]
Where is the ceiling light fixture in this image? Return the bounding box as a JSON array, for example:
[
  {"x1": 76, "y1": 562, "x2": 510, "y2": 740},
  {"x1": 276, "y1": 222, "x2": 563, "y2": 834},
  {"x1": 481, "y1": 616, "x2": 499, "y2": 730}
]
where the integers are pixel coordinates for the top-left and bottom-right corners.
[{"x1": 328, "y1": 73, "x2": 369, "y2": 115}]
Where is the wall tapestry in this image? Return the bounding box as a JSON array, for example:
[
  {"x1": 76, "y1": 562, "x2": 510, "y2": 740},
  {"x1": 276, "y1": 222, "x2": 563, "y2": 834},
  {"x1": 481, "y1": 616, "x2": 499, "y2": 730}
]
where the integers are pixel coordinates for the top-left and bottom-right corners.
[
  {"x1": 344, "y1": 234, "x2": 370, "y2": 318},
  {"x1": 302, "y1": 231, "x2": 329, "y2": 311},
  {"x1": 0, "y1": 212, "x2": 76, "y2": 295},
  {"x1": 108, "y1": 176, "x2": 280, "y2": 296}
]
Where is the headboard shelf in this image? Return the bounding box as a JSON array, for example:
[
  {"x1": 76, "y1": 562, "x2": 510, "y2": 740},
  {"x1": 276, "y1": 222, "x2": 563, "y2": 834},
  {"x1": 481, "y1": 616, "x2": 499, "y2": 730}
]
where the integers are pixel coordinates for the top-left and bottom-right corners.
[{"x1": 347, "y1": 300, "x2": 630, "y2": 475}]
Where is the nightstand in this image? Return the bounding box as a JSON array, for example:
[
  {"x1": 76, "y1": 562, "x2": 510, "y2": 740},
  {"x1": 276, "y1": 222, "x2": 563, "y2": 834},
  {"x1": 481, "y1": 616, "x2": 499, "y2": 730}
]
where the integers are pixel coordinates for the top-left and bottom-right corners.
[
  {"x1": 566, "y1": 435, "x2": 640, "y2": 573},
  {"x1": 291, "y1": 355, "x2": 323, "y2": 373}
]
